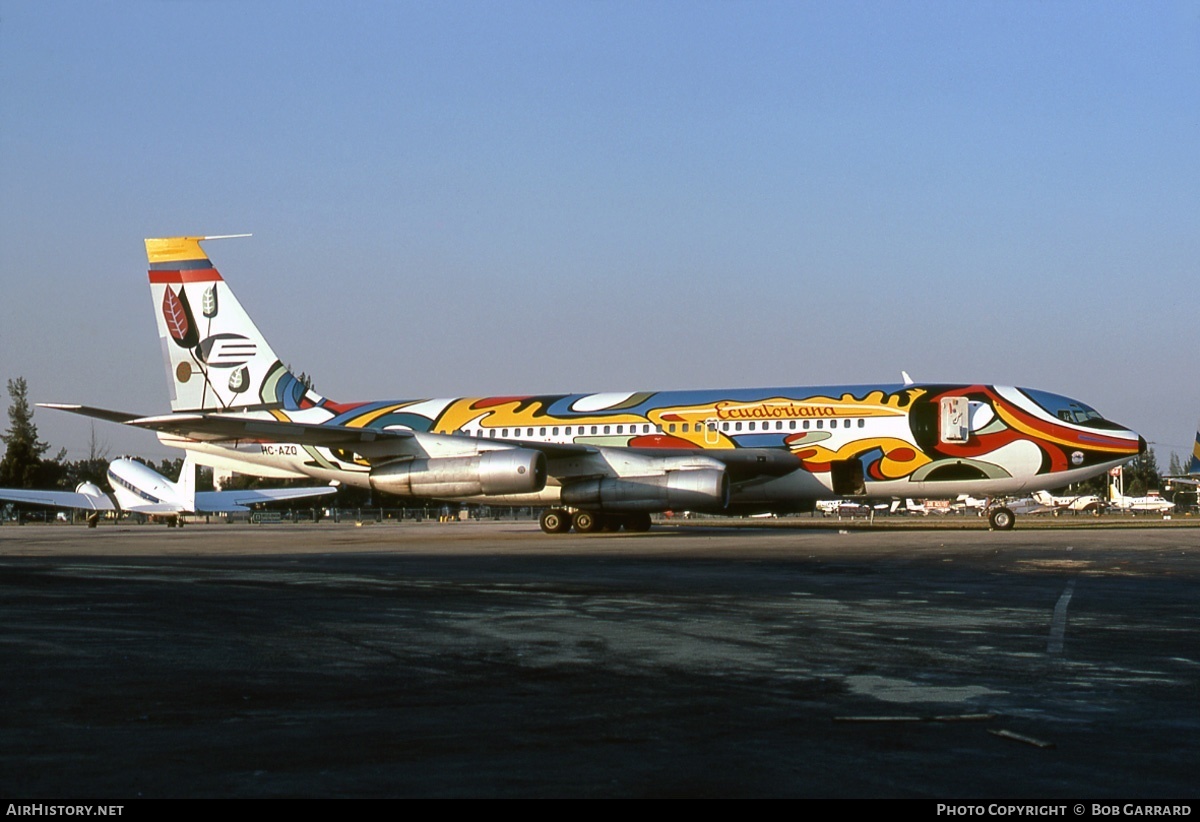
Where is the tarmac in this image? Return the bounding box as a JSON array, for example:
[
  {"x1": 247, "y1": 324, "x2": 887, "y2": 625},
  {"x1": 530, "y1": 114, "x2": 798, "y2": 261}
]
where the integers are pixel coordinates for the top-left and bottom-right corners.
[{"x1": 1, "y1": 519, "x2": 1197, "y2": 798}]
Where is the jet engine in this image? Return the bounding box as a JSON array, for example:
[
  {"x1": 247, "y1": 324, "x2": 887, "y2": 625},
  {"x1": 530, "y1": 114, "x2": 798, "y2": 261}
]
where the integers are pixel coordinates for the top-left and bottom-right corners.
[
  {"x1": 561, "y1": 468, "x2": 729, "y2": 512},
  {"x1": 369, "y1": 448, "x2": 546, "y2": 498}
]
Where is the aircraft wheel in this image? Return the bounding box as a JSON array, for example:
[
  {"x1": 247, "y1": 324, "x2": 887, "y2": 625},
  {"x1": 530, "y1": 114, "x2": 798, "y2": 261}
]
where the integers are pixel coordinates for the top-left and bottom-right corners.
[
  {"x1": 573, "y1": 510, "x2": 603, "y2": 534},
  {"x1": 601, "y1": 515, "x2": 622, "y2": 532},
  {"x1": 988, "y1": 506, "x2": 1016, "y2": 531},
  {"x1": 539, "y1": 508, "x2": 571, "y2": 534},
  {"x1": 625, "y1": 512, "x2": 652, "y2": 532}
]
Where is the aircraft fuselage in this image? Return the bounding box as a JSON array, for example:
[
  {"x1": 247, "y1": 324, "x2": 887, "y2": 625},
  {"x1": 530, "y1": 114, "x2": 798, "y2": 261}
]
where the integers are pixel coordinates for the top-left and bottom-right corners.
[{"x1": 165, "y1": 381, "x2": 1143, "y2": 514}]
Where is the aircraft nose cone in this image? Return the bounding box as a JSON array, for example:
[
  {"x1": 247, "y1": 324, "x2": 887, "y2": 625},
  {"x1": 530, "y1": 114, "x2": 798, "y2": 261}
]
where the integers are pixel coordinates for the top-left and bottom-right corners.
[{"x1": 1138, "y1": 435, "x2": 1147, "y2": 455}]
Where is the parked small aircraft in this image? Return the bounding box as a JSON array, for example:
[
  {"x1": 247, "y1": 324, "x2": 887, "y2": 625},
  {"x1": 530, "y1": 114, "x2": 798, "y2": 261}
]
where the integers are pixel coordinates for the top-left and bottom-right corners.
[
  {"x1": 0, "y1": 457, "x2": 336, "y2": 526},
  {"x1": 1031, "y1": 489, "x2": 1103, "y2": 515},
  {"x1": 42, "y1": 236, "x2": 1145, "y2": 533},
  {"x1": 1107, "y1": 467, "x2": 1174, "y2": 514}
]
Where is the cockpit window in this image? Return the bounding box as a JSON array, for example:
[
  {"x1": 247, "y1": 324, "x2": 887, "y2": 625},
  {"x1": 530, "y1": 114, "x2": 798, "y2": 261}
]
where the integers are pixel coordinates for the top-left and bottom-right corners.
[{"x1": 1021, "y1": 389, "x2": 1107, "y2": 426}]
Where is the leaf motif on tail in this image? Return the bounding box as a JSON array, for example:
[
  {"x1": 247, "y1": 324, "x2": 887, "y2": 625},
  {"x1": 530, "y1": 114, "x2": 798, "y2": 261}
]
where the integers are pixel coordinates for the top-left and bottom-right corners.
[
  {"x1": 202, "y1": 284, "x2": 218, "y2": 318},
  {"x1": 228, "y1": 366, "x2": 250, "y2": 394},
  {"x1": 163, "y1": 286, "x2": 199, "y2": 348}
]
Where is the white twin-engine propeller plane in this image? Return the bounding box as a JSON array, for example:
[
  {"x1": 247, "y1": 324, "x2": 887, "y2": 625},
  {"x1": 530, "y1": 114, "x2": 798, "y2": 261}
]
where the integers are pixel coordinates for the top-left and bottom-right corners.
[
  {"x1": 42, "y1": 236, "x2": 1145, "y2": 533},
  {"x1": 0, "y1": 456, "x2": 336, "y2": 526}
]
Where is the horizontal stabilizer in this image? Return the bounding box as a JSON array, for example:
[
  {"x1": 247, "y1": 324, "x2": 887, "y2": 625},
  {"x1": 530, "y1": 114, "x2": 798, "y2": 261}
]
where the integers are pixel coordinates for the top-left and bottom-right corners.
[{"x1": 38, "y1": 403, "x2": 145, "y2": 425}]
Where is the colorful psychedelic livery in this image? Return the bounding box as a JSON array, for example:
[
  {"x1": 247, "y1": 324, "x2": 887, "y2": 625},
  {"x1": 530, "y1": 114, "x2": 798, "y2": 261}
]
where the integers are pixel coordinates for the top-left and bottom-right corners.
[{"x1": 46, "y1": 236, "x2": 1145, "y2": 532}]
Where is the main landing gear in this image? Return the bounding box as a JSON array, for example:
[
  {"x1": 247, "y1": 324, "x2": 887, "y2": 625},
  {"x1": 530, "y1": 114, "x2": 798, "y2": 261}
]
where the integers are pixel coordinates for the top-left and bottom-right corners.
[
  {"x1": 539, "y1": 508, "x2": 652, "y2": 534},
  {"x1": 538, "y1": 508, "x2": 572, "y2": 534},
  {"x1": 987, "y1": 506, "x2": 1016, "y2": 531}
]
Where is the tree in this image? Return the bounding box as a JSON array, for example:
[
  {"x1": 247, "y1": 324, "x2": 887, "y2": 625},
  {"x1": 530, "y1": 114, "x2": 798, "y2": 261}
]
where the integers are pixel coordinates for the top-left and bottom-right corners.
[
  {"x1": 1168, "y1": 452, "x2": 1185, "y2": 477},
  {"x1": 286, "y1": 364, "x2": 315, "y2": 392},
  {"x1": 0, "y1": 378, "x2": 58, "y2": 489},
  {"x1": 54, "y1": 423, "x2": 110, "y2": 490},
  {"x1": 1123, "y1": 447, "x2": 1161, "y2": 497}
]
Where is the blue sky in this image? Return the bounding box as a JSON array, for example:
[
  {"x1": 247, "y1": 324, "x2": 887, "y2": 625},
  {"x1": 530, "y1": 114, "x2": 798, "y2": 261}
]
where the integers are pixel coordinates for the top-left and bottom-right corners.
[{"x1": 1, "y1": 1, "x2": 1198, "y2": 463}]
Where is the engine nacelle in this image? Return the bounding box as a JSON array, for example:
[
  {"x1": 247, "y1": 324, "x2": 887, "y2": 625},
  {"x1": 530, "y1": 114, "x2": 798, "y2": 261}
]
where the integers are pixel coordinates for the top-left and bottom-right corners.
[
  {"x1": 75, "y1": 482, "x2": 106, "y2": 498},
  {"x1": 369, "y1": 448, "x2": 547, "y2": 498},
  {"x1": 561, "y1": 468, "x2": 729, "y2": 513}
]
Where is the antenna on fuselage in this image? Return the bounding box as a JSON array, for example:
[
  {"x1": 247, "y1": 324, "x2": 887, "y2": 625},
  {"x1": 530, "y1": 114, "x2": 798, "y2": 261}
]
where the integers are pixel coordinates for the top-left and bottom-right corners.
[{"x1": 902, "y1": 371, "x2": 914, "y2": 386}]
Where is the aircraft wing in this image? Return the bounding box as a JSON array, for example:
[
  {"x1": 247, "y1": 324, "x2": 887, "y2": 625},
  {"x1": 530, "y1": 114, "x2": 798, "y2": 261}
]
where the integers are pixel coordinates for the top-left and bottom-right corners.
[
  {"x1": 134, "y1": 412, "x2": 419, "y2": 448},
  {"x1": 43, "y1": 405, "x2": 794, "y2": 480},
  {"x1": 131, "y1": 414, "x2": 607, "y2": 457},
  {"x1": 0, "y1": 488, "x2": 117, "y2": 511},
  {"x1": 43, "y1": 404, "x2": 412, "y2": 447},
  {"x1": 47, "y1": 403, "x2": 599, "y2": 458},
  {"x1": 127, "y1": 413, "x2": 791, "y2": 477},
  {"x1": 194, "y1": 486, "x2": 338, "y2": 513}
]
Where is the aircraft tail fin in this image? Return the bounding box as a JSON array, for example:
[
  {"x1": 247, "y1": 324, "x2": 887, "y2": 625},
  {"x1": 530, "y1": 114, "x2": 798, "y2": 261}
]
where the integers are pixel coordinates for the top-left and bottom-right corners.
[
  {"x1": 177, "y1": 454, "x2": 197, "y2": 511},
  {"x1": 1108, "y1": 468, "x2": 1124, "y2": 501},
  {"x1": 146, "y1": 236, "x2": 325, "y2": 413},
  {"x1": 1190, "y1": 423, "x2": 1200, "y2": 475}
]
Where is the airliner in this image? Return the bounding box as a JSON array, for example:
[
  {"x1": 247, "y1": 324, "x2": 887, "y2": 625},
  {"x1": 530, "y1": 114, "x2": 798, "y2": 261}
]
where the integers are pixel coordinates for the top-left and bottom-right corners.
[
  {"x1": 0, "y1": 456, "x2": 336, "y2": 526},
  {"x1": 44, "y1": 236, "x2": 1145, "y2": 533}
]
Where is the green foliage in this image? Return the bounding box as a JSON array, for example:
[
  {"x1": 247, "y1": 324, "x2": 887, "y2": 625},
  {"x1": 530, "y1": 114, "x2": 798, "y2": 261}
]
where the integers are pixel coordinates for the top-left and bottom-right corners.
[
  {"x1": 0, "y1": 378, "x2": 58, "y2": 489},
  {"x1": 1167, "y1": 452, "x2": 1184, "y2": 477},
  {"x1": 1122, "y1": 447, "x2": 1161, "y2": 497}
]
